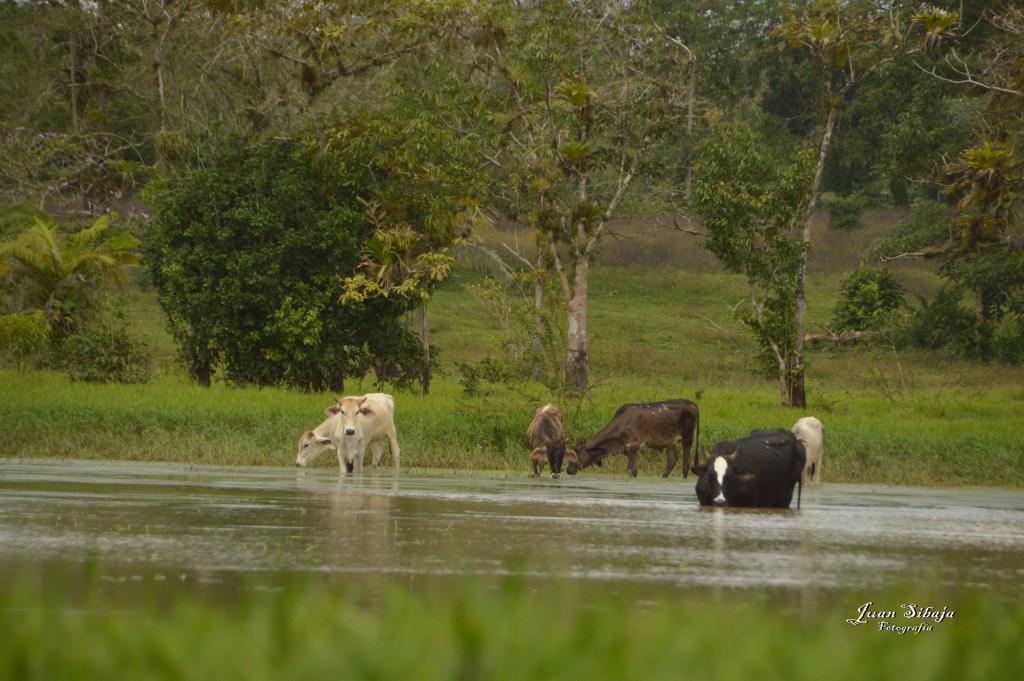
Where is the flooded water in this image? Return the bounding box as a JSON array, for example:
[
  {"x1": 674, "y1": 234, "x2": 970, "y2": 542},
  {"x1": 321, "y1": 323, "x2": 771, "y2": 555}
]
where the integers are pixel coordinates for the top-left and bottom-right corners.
[{"x1": 2, "y1": 459, "x2": 1023, "y2": 604}]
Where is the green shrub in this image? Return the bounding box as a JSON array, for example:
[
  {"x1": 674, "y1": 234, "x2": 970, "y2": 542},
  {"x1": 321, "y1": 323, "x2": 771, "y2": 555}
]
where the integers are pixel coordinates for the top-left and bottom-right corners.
[
  {"x1": 831, "y1": 264, "x2": 905, "y2": 333},
  {"x1": 61, "y1": 325, "x2": 152, "y2": 384},
  {"x1": 824, "y1": 192, "x2": 870, "y2": 232},
  {"x1": 0, "y1": 310, "x2": 50, "y2": 367},
  {"x1": 992, "y1": 314, "x2": 1024, "y2": 364},
  {"x1": 901, "y1": 286, "x2": 975, "y2": 352}
]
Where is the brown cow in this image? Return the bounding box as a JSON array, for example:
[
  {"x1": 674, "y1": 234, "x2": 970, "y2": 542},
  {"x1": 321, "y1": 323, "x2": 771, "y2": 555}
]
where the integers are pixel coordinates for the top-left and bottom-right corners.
[
  {"x1": 527, "y1": 404, "x2": 577, "y2": 479},
  {"x1": 567, "y1": 399, "x2": 699, "y2": 478}
]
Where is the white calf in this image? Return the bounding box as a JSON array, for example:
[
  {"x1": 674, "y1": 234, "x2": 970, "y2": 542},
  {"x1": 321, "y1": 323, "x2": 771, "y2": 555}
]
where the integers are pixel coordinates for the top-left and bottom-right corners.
[
  {"x1": 296, "y1": 410, "x2": 342, "y2": 468},
  {"x1": 296, "y1": 393, "x2": 400, "y2": 474},
  {"x1": 792, "y1": 416, "x2": 824, "y2": 486}
]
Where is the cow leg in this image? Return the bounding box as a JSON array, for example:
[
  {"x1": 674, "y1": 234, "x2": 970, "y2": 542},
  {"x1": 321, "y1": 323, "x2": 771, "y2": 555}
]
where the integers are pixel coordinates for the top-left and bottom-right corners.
[
  {"x1": 625, "y1": 445, "x2": 639, "y2": 477},
  {"x1": 370, "y1": 440, "x2": 384, "y2": 468},
  {"x1": 530, "y1": 448, "x2": 546, "y2": 476},
  {"x1": 681, "y1": 430, "x2": 694, "y2": 479},
  {"x1": 661, "y1": 444, "x2": 678, "y2": 478},
  {"x1": 388, "y1": 431, "x2": 401, "y2": 470}
]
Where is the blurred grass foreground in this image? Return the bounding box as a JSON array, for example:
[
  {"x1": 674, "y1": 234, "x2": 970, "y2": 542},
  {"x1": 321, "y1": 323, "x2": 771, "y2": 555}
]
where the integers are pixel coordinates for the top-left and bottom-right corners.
[{"x1": 3, "y1": 572, "x2": 1023, "y2": 681}]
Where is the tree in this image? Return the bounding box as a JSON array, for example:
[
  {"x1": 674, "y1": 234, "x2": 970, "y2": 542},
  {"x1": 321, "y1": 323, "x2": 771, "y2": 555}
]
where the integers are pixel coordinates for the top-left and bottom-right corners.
[
  {"x1": 143, "y1": 135, "x2": 425, "y2": 390},
  {"x1": 471, "y1": 0, "x2": 692, "y2": 390},
  {"x1": 770, "y1": 0, "x2": 910, "y2": 406},
  {"x1": 691, "y1": 121, "x2": 814, "y2": 406},
  {"x1": 872, "y1": 5, "x2": 1024, "y2": 357},
  {"x1": 0, "y1": 206, "x2": 139, "y2": 343}
]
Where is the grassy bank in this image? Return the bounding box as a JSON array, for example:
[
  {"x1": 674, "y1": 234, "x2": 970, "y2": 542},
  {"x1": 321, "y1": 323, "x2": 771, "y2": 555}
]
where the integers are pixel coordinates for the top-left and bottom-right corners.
[
  {"x1": 2, "y1": 367, "x2": 1023, "y2": 487},
  {"x1": 3, "y1": 211, "x2": 1023, "y2": 486},
  {"x1": 2, "y1": 572, "x2": 1022, "y2": 681}
]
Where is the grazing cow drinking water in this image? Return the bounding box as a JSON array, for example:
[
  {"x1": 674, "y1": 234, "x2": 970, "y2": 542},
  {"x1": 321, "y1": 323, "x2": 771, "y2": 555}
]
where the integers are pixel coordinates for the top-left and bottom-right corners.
[
  {"x1": 792, "y1": 416, "x2": 824, "y2": 486},
  {"x1": 295, "y1": 393, "x2": 400, "y2": 474},
  {"x1": 691, "y1": 429, "x2": 806, "y2": 508},
  {"x1": 527, "y1": 404, "x2": 577, "y2": 479},
  {"x1": 567, "y1": 398, "x2": 700, "y2": 478}
]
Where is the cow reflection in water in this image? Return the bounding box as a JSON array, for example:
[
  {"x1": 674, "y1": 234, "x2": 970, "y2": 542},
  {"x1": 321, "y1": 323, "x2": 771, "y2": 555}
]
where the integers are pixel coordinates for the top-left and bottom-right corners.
[
  {"x1": 294, "y1": 475, "x2": 400, "y2": 572},
  {"x1": 691, "y1": 429, "x2": 806, "y2": 509}
]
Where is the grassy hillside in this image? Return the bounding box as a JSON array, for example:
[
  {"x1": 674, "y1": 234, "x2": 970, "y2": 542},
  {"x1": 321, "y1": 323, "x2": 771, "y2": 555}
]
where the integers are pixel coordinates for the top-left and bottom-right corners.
[{"x1": 3, "y1": 211, "x2": 1023, "y2": 486}]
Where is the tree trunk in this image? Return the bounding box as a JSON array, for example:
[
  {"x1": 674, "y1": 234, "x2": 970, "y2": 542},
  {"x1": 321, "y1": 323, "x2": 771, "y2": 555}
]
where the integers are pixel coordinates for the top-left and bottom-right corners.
[
  {"x1": 532, "y1": 248, "x2": 544, "y2": 382},
  {"x1": 786, "y1": 370, "x2": 806, "y2": 410},
  {"x1": 152, "y1": 19, "x2": 167, "y2": 134},
  {"x1": 684, "y1": 58, "x2": 697, "y2": 200},
  {"x1": 790, "y1": 102, "x2": 837, "y2": 409},
  {"x1": 69, "y1": 27, "x2": 81, "y2": 134},
  {"x1": 974, "y1": 287, "x2": 988, "y2": 346},
  {"x1": 565, "y1": 257, "x2": 590, "y2": 391},
  {"x1": 421, "y1": 300, "x2": 431, "y2": 395}
]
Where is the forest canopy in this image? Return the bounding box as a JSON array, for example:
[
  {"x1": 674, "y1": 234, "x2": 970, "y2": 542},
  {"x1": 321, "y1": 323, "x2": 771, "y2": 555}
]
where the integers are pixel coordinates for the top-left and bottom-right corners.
[{"x1": 1, "y1": 0, "x2": 1022, "y2": 394}]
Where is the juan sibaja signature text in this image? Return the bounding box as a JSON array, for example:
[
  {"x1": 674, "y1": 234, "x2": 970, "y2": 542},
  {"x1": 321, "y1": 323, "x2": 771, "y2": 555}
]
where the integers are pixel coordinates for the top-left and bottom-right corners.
[{"x1": 846, "y1": 601, "x2": 955, "y2": 634}]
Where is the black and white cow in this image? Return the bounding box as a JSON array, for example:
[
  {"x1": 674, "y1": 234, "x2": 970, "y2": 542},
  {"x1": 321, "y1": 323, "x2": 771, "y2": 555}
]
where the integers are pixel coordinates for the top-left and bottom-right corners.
[{"x1": 691, "y1": 429, "x2": 806, "y2": 508}]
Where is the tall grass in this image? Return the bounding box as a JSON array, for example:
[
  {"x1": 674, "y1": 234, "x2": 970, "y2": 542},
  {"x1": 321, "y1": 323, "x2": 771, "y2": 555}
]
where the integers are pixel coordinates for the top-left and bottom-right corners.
[
  {"x1": 3, "y1": 367, "x2": 1022, "y2": 486},
  {"x1": 2, "y1": 571, "x2": 1022, "y2": 681}
]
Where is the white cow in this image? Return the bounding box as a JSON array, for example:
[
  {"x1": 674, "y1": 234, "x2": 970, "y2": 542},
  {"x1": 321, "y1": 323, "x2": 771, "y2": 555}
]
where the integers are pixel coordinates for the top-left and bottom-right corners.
[
  {"x1": 791, "y1": 416, "x2": 824, "y2": 486},
  {"x1": 295, "y1": 393, "x2": 400, "y2": 474}
]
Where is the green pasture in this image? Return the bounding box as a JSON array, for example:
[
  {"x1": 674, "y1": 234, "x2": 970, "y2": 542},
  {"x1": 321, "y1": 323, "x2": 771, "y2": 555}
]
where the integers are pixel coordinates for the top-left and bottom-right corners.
[
  {"x1": 2, "y1": 355, "x2": 1022, "y2": 486},
  {"x1": 2, "y1": 213, "x2": 1023, "y2": 486},
  {"x1": 2, "y1": 572, "x2": 1022, "y2": 681}
]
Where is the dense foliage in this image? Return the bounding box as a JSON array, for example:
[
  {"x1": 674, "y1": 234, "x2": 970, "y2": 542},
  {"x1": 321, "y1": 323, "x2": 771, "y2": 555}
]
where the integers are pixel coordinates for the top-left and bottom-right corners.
[
  {"x1": 142, "y1": 135, "x2": 423, "y2": 391},
  {"x1": 0, "y1": 205, "x2": 143, "y2": 380},
  {"x1": 1, "y1": 0, "x2": 1022, "y2": 390},
  {"x1": 831, "y1": 264, "x2": 905, "y2": 333}
]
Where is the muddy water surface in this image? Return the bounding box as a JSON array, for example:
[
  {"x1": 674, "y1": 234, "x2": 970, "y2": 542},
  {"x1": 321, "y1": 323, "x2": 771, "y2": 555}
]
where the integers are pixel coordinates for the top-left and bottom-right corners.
[{"x1": 2, "y1": 459, "x2": 1023, "y2": 604}]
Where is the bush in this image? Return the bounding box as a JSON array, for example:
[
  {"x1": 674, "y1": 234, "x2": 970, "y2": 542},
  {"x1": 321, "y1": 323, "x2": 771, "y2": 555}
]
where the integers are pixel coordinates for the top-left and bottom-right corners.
[
  {"x1": 992, "y1": 314, "x2": 1024, "y2": 365},
  {"x1": 0, "y1": 310, "x2": 50, "y2": 367},
  {"x1": 831, "y1": 264, "x2": 905, "y2": 333},
  {"x1": 61, "y1": 325, "x2": 152, "y2": 384},
  {"x1": 824, "y1": 192, "x2": 871, "y2": 232},
  {"x1": 900, "y1": 286, "x2": 975, "y2": 352}
]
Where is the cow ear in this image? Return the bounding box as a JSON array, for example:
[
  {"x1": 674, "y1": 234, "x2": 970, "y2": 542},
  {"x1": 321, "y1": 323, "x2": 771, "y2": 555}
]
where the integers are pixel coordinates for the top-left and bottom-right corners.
[
  {"x1": 732, "y1": 467, "x2": 756, "y2": 481},
  {"x1": 360, "y1": 407, "x2": 375, "y2": 417},
  {"x1": 315, "y1": 436, "x2": 332, "y2": 445},
  {"x1": 325, "y1": 405, "x2": 341, "y2": 416},
  {"x1": 691, "y1": 463, "x2": 709, "y2": 476},
  {"x1": 564, "y1": 450, "x2": 578, "y2": 463}
]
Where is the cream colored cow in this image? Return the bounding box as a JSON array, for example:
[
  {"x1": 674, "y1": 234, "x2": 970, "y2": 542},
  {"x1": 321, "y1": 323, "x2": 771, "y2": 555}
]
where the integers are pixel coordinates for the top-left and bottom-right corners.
[{"x1": 296, "y1": 393, "x2": 400, "y2": 473}]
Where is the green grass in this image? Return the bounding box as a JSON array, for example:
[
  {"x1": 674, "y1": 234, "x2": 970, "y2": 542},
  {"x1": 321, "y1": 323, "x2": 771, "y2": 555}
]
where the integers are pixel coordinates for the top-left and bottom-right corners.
[
  {"x1": 2, "y1": 572, "x2": 1022, "y2": 681},
  {"x1": 3, "y1": 210, "x2": 1023, "y2": 486}
]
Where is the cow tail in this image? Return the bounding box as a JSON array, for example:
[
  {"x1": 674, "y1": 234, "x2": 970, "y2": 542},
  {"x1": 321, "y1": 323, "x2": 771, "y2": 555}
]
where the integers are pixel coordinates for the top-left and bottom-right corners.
[
  {"x1": 796, "y1": 477, "x2": 802, "y2": 510},
  {"x1": 695, "y1": 409, "x2": 700, "y2": 471}
]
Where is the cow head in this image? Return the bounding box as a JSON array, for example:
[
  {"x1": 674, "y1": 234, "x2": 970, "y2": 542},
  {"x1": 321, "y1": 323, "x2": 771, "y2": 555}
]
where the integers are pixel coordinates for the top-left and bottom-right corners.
[
  {"x1": 546, "y1": 440, "x2": 578, "y2": 479},
  {"x1": 566, "y1": 442, "x2": 605, "y2": 475},
  {"x1": 531, "y1": 442, "x2": 578, "y2": 478},
  {"x1": 296, "y1": 430, "x2": 333, "y2": 467},
  {"x1": 327, "y1": 396, "x2": 375, "y2": 438},
  {"x1": 690, "y1": 448, "x2": 756, "y2": 507}
]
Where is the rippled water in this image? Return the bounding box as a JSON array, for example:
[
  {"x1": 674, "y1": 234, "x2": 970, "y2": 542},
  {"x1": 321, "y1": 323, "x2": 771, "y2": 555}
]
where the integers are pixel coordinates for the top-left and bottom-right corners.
[{"x1": 2, "y1": 459, "x2": 1023, "y2": 603}]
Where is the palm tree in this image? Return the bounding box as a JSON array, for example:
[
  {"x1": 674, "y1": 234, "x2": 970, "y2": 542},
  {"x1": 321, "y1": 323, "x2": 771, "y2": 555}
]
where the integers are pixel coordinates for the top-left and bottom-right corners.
[{"x1": 0, "y1": 207, "x2": 139, "y2": 342}]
